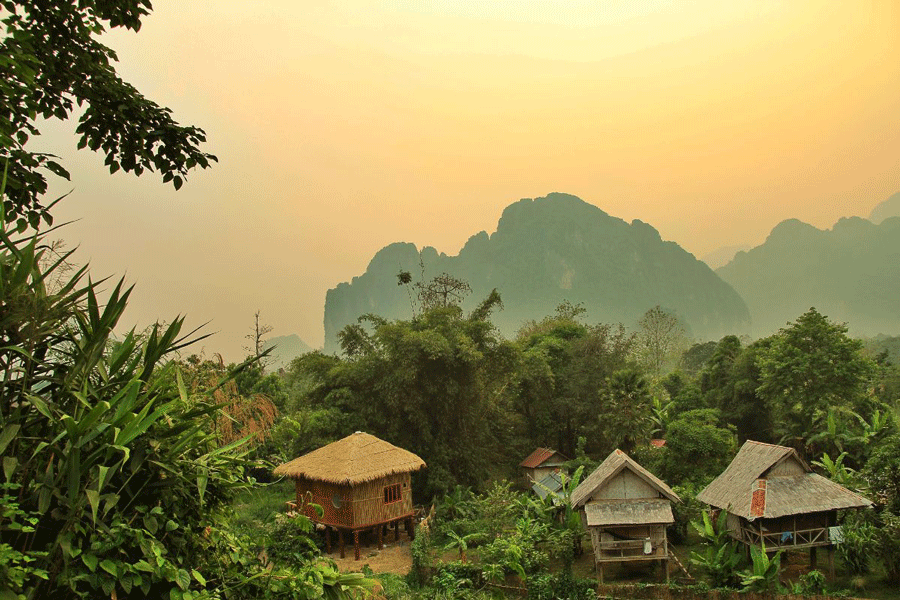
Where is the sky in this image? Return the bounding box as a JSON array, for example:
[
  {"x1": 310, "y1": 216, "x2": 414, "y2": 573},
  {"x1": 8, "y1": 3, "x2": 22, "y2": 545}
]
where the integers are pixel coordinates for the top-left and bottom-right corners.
[{"x1": 34, "y1": 0, "x2": 900, "y2": 360}]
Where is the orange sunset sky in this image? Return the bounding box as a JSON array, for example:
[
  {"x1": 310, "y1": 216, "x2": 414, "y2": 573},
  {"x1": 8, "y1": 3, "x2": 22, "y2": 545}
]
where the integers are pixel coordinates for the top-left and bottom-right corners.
[{"x1": 36, "y1": 0, "x2": 900, "y2": 359}]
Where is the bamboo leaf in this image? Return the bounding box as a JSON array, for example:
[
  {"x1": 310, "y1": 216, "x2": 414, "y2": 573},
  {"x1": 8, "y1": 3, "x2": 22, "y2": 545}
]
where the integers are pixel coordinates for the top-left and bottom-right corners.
[
  {"x1": 86, "y1": 489, "x2": 99, "y2": 524},
  {"x1": 0, "y1": 424, "x2": 20, "y2": 454}
]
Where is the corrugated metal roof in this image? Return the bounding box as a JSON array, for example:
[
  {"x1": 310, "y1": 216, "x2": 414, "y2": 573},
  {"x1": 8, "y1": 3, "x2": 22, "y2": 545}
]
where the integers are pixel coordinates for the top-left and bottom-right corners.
[
  {"x1": 697, "y1": 440, "x2": 872, "y2": 519},
  {"x1": 585, "y1": 498, "x2": 674, "y2": 526},
  {"x1": 572, "y1": 449, "x2": 680, "y2": 507},
  {"x1": 520, "y1": 447, "x2": 567, "y2": 469},
  {"x1": 532, "y1": 471, "x2": 564, "y2": 500}
]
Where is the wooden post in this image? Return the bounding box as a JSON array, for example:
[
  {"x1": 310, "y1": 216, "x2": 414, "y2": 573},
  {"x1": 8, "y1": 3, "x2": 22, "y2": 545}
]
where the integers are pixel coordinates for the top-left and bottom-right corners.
[
  {"x1": 378, "y1": 524, "x2": 384, "y2": 549},
  {"x1": 599, "y1": 563, "x2": 604, "y2": 585},
  {"x1": 339, "y1": 529, "x2": 345, "y2": 559},
  {"x1": 827, "y1": 546, "x2": 835, "y2": 580},
  {"x1": 325, "y1": 527, "x2": 331, "y2": 553},
  {"x1": 354, "y1": 530, "x2": 360, "y2": 561},
  {"x1": 407, "y1": 517, "x2": 414, "y2": 540},
  {"x1": 665, "y1": 559, "x2": 670, "y2": 584},
  {"x1": 394, "y1": 520, "x2": 399, "y2": 541},
  {"x1": 810, "y1": 546, "x2": 817, "y2": 569}
]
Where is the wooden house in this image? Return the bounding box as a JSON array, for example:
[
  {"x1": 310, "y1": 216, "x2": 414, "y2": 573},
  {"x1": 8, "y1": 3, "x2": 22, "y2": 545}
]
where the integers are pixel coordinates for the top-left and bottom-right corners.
[
  {"x1": 273, "y1": 431, "x2": 426, "y2": 560},
  {"x1": 520, "y1": 447, "x2": 568, "y2": 486},
  {"x1": 572, "y1": 449, "x2": 680, "y2": 582},
  {"x1": 697, "y1": 440, "x2": 872, "y2": 576}
]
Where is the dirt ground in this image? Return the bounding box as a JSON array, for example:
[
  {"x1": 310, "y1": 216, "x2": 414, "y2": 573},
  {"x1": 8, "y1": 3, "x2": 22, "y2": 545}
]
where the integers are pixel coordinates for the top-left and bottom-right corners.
[{"x1": 328, "y1": 532, "x2": 414, "y2": 574}]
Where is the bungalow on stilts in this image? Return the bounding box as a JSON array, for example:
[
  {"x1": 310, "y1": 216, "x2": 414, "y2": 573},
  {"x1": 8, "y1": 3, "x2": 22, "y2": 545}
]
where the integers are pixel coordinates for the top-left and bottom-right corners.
[
  {"x1": 697, "y1": 440, "x2": 872, "y2": 578},
  {"x1": 273, "y1": 431, "x2": 426, "y2": 560},
  {"x1": 572, "y1": 449, "x2": 681, "y2": 583}
]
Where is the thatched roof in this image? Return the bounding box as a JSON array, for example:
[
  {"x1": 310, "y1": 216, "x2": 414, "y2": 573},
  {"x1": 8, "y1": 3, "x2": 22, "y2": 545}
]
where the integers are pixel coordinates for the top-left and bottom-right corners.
[
  {"x1": 572, "y1": 449, "x2": 680, "y2": 508},
  {"x1": 585, "y1": 498, "x2": 674, "y2": 527},
  {"x1": 697, "y1": 440, "x2": 872, "y2": 519},
  {"x1": 272, "y1": 431, "x2": 425, "y2": 485},
  {"x1": 520, "y1": 447, "x2": 568, "y2": 469}
]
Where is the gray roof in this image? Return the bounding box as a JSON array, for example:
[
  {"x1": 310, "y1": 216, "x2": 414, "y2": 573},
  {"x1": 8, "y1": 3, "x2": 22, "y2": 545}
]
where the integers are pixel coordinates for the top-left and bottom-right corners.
[
  {"x1": 572, "y1": 449, "x2": 680, "y2": 508},
  {"x1": 697, "y1": 440, "x2": 872, "y2": 519},
  {"x1": 532, "y1": 471, "x2": 564, "y2": 500},
  {"x1": 585, "y1": 498, "x2": 674, "y2": 526}
]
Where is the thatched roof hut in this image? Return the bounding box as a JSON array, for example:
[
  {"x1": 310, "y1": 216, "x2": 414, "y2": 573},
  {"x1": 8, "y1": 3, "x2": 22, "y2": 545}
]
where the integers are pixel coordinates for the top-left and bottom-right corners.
[
  {"x1": 273, "y1": 430, "x2": 425, "y2": 484},
  {"x1": 572, "y1": 449, "x2": 681, "y2": 583},
  {"x1": 697, "y1": 440, "x2": 871, "y2": 520},
  {"x1": 274, "y1": 431, "x2": 425, "y2": 560},
  {"x1": 697, "y1": 440, "x2": 872, "y2": 576}
]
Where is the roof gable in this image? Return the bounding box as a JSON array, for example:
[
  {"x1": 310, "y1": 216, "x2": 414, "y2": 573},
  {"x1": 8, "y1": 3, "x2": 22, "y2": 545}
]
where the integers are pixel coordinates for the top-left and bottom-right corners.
[
  {"x1": 572, "y1": 449, "x2": 680, "y2": 507},
  {"x1": 273, "y1": 431, "x2": 425, "y2": 485}
]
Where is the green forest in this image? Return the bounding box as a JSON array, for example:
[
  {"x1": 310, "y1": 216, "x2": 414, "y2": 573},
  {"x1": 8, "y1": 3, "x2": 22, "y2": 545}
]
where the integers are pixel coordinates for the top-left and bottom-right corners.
[{"x1": 3, "y1": 2, "x2": 900, "y2": 600}]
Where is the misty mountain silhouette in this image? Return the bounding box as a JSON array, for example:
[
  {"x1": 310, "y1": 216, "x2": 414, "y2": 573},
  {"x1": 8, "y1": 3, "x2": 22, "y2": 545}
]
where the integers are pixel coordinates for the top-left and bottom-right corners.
[
  {"x1": 323, "y1": 193, "x2": 750, "y2": 354},
  {"x1": 717, "y1": 215, "x2": 900, "y2": 337}
]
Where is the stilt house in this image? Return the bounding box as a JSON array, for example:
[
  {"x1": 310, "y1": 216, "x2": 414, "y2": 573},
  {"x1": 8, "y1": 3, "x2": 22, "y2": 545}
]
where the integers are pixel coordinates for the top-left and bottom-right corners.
[
  {"x1": 697, "y1": 440, "x2": 872, "y2": 575},
  {"x1": 572, "y1": 449, "x2": 680, "y2": 582},
  {"x1": 273, "y1": 431, "x2": 426, "y2": 560},
  {"x1": 520, "y1": 447, "x2": 567, "y2": 485}
]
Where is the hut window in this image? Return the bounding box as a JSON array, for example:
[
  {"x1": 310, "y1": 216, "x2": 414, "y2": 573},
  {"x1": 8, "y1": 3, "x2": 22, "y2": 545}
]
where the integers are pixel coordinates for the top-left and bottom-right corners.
[
  {"x1": 332, "y1": 494, "x2": 343, "y2": 509},
  {"x1": 383, "y1": 483, "x2": 402, "y2": 504}
]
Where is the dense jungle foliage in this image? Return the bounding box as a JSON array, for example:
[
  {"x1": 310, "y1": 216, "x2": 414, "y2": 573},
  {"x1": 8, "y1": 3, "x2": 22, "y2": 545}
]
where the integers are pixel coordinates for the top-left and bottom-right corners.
[{"x1": 3, "y1": 2, "x2": 900, "y2": 598}]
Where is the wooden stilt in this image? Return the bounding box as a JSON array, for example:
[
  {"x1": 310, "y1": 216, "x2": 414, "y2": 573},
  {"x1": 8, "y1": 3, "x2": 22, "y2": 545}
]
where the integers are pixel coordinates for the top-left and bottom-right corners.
[
  {"x1": 599, "y1": 563, "x2": 604, "y2": 585},
  {"x1": 394, "y1": 520, "x2": 399, "y2": 541},
  {"x1": 407, "y1": 517, "x2": 414, "y2": 540},
  {"x1": 810, "y1": 546, "x2": 817, "y2": 569},
  {"x1": 339, "y1": 530, "x2": 345, "y2": 559},
  {"x1": 378, "y1": 524, "x2": 383, "y2": 549},
  {"x1": 827, "y1": 546, "x2": 835, "y2": 580},
  {"x1": 325, "y1": 527, "x2": 331, "y2": 553},
  {"x1": 354, "y1": 531, "x2": 360, "y2": 561},
  {"x1": 665, "y1": 559, "x2": 670, "y2": 584}
]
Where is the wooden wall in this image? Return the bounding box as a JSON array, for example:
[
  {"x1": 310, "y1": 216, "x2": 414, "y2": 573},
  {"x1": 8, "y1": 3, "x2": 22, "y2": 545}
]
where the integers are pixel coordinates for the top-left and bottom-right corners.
[
  {"x1": 595, "y1": 469, "x2": 659, "y2": 501},
  {"x1": 293, "y1": 472, "x2": 414, "y2": 528},
  {"x1": 767, "y1": 457, "x2": 806, "y2": 477}
]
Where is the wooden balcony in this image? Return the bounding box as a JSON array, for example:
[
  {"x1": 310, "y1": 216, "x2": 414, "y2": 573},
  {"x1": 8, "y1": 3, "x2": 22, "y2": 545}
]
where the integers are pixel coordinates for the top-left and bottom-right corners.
[{"x1": 738, "y1": 526, "x2": 830, "y2": 550}]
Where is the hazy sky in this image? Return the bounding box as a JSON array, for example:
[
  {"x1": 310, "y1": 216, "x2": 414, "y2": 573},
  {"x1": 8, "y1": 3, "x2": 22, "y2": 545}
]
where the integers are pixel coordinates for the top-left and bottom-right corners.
[{"x1": 37, "y1": 0, "x2": 900, "y2": 360}]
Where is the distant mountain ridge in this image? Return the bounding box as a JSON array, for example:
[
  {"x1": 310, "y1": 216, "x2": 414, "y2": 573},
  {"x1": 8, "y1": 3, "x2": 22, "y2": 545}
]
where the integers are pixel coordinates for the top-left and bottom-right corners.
[
  {"x1": 263, "y1": 334, "x2": 312, "y2": 370},
  {"x1": 717, "y1": 215, "x2": 900, "y2": 337},
  {"x1": 323, "y1": 193, "x2": 750, "y2": 354}
]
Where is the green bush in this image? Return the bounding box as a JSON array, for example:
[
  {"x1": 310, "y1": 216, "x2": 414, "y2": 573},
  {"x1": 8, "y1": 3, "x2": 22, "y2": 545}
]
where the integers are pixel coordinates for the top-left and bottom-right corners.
[{"x1": 527, "y1": 572, "x2": 594, "y2": 600}]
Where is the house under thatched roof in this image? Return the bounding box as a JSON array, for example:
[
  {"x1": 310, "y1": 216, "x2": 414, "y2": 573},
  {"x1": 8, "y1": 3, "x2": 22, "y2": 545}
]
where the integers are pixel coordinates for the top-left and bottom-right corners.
[
  {"x1": 273, "y1": 432, "x2": 425, "y2": 561},
  {"x1": 273, "y1": 431, "x2": 425, "y2": 484},
  {"x1": 697, "y1": 440, "x2": 871, "y2": 520},
  {"x1": 697, "y1": 440, "x2": 872, "y2": 576},
  {"x1": 572, "y1": 449, "x2": 681, "y2": 583}
]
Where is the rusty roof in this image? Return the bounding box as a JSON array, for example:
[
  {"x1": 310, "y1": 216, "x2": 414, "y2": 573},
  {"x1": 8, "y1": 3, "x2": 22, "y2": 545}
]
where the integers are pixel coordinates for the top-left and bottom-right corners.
[{"x1": 520, "y1": 447, "x2": 567, "y2": 469}]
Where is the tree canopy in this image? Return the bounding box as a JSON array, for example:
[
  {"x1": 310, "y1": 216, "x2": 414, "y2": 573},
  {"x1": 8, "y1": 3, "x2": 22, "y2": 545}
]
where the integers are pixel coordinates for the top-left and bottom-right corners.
[{"x1": 1, "y1": 0, "x2": 216, "y2": 230}]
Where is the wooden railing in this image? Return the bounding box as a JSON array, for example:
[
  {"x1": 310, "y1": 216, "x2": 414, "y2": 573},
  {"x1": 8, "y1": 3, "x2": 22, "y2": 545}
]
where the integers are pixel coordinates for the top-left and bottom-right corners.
[
  {"x1": 595, "y1": 539, "x2": 666, "y2": 562},
  {"x1": 739, "y1": 526, "x2": 829, "y2": 549}
]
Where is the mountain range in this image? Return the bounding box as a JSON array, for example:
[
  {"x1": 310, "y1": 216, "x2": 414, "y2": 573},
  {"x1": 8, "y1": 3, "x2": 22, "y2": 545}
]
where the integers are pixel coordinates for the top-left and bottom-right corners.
[{"x1": 323, "y1": 193, "x2": 751, "y2": 354}]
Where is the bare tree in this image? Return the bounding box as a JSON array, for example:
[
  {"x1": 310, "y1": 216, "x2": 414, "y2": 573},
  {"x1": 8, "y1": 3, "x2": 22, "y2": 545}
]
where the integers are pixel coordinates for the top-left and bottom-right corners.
[{"x1": 244, "y1": 310, "x2": 274, "y2": 371}]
